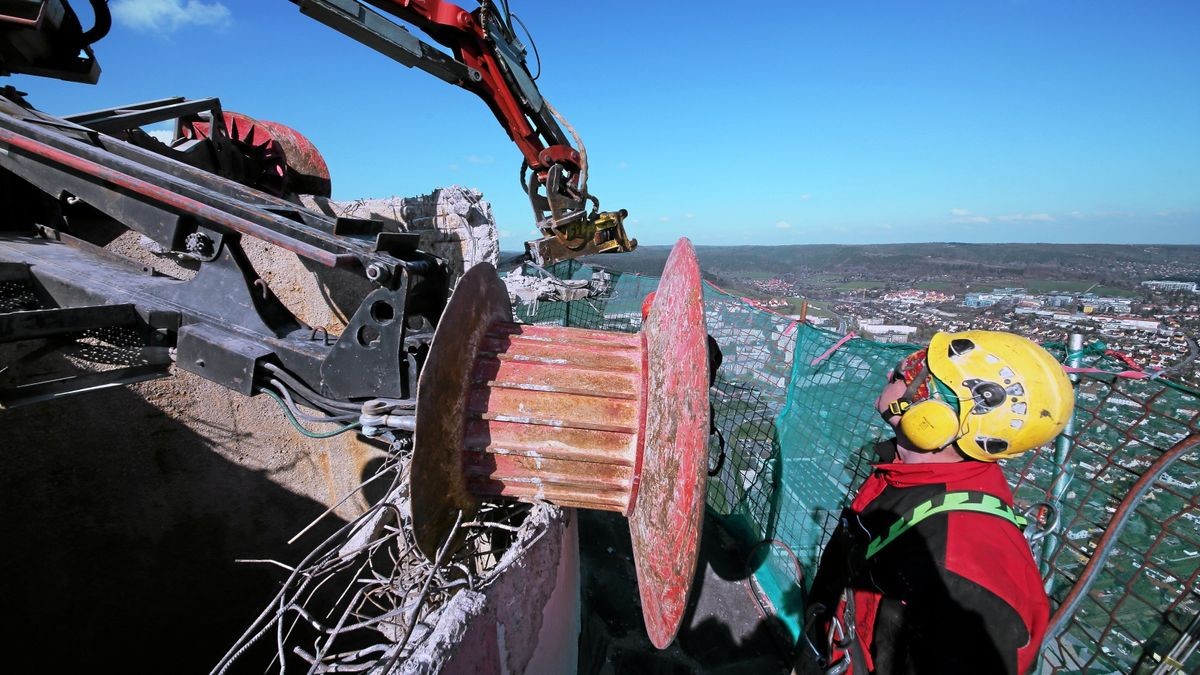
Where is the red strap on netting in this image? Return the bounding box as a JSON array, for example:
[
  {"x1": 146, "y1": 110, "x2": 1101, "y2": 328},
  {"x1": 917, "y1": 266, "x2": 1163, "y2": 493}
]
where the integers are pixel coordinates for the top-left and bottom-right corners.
[
  {"x1": 1103, "y1": 349, "x2": 1143, "y2": 372},
  {"x1": 1062, "y1": 366, "x2": 1150, "y2": 379},
  {"x1": 811, "y1": 332, "x2": 857, "y2": 367}
]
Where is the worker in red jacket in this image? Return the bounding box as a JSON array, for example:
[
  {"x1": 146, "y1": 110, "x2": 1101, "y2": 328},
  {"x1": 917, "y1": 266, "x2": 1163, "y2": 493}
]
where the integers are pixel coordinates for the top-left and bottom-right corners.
[{"x1": 806, "y1": 330, "x2": 1074, "y2": 674}]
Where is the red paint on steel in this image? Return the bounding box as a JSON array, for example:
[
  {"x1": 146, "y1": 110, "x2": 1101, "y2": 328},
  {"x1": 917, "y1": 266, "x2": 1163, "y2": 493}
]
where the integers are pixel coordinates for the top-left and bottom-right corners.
[
  {"x1": 181, "y1": 111, "x2": 288, "y2": 195},
  {"x1": 256, "y1": 119, "x2": 333, "y2": 197},
  {"x1": 629, "y1": 237, "x2": 709, "y2": 648},
  {"x1": 625, "y1": 332, "x2": 649, "y2": 517},
  {"x1": 0, "y1": 127, "x2": 348, "y2": 268},
  {"x1": 410, "y1": 238, "x2": 708, "y2": 649},
  {"x1": 371, "y1": 0, "x2": 552, "y2": 172},
  {"x1": 538, "y1": 145, "x2": 582, "y2": 172},
  {"x1": 462, "y1": 322, "x2": 643, "y2": 512},
  {"x1": 181, "y1": 112, "x2": 332, "y2": 198}
]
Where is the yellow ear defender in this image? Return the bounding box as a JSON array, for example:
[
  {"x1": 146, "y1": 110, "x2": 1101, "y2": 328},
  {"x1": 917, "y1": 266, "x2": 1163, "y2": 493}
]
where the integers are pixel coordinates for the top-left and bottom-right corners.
[
  {"x1": 887, "y1": 360, "x2": 962, "y2": 452},
  {"x1": 898, "y1": 399, "x2": 961, "y2": 450}
]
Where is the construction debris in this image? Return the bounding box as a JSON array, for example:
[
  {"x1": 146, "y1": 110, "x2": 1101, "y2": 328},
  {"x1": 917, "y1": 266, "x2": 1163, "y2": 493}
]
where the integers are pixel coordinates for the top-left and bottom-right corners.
[
  {"x1": 216, "y1": 449, "x2": 570, "y2": 674},
  {"x1": 301, "y1": 187, "x2": 499, "y2": 280},
  {"x1": 503, "y1": 265, "x2": 619, "y2": 310}
]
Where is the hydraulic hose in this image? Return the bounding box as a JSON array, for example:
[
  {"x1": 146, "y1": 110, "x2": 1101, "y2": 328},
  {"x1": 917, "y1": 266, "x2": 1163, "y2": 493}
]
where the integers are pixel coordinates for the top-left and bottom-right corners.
[{"x1": 80, "y1": 0, "x2": 112, "y2": 45}]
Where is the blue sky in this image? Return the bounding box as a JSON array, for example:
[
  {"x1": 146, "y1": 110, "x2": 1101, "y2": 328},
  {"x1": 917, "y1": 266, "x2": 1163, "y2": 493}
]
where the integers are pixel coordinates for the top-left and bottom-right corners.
[{"x1": 13, "y1": 1, "x2": 1199, "y2": 248}]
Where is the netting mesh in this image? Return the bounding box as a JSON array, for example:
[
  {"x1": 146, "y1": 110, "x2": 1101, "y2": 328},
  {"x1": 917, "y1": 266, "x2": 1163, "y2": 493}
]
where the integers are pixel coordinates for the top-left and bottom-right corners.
[
  {"x1": 513, "y1": 260, "x2": 1200, "y2": 673},
  {"x1": 1007, "y1": 347, "x2": 1200, "y2": 674}
]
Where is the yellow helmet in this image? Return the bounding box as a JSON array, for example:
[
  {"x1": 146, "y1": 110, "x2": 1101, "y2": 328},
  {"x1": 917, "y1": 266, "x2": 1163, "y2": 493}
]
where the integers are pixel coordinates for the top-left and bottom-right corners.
[{"x1": 907, "y1": 330, "x2": 1075, "y2": 461}]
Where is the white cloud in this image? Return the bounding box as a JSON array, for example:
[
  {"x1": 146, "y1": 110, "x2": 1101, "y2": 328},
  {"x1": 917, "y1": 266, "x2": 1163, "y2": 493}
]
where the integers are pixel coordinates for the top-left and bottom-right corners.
[
  {"x1": 1069, "y1": 211, "x2": 1084, "y2": 219},
  {"x1": 111, "y1": 0, "x2": 232, "y2": 33},
  {"x1": 684, "y1": 213, "x2": 695, "y2": 220},
  {"x1": 499, "y1": 229, "x2": 512, "y2": 239},
  {"x1": 447, "y1": 163, "x2": 460, "y2": 171},
  {"x1": 956, "y1": 207, "x2": 1058, "y2": 225},
  {"x1": 799, "y1": 194, "x2": 812, "y2": 201},
  {"x1": 879, "y1": 223, "x2": 893, "y2": 229},
  {"x1": 996, "y1": 213, "x2": 1056, "y2": 223},
  {"x1": 775, "y1": 220, "x2": 792, "y2": 229},
  {"x1": 658, "y1": 216, "x2": 671, "y2": 223},
  {"x1": 617, "y1": 161, "x2": 629, "y2": 170},
  {"x1": 951, "y1": 210, "x2": 990, "y2": 224},
  {"x1": 628, "y1": 218, "x2": 641, "y2": 225},
  {"x1": 1155, "y1": 209, "x2": 1185, "y2": 218},
  {"x1": 466, "y1": 154, "x2": 494, "y2": 164}
]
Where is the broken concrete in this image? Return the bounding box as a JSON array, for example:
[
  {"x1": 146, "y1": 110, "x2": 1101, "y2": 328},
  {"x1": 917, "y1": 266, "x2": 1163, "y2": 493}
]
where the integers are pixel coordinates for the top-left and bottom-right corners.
[
  {"x1": 404, "y1": 508, "x2": 580, "y2": 675},
  {"x1": 301, "y1": 186, "x2": 500, "y2": 285},
  {"x1": 503, "y1": 265, "x2": 619, "y2": 311}
]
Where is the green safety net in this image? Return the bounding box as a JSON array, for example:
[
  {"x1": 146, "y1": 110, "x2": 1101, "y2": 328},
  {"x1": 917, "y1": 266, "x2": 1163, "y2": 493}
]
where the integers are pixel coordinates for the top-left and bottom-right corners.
[
  {"x1": 513, "y1": 260, "x2": 915, "y2": 638},
  {"x1": 512, "y1": 260, "x2": 1200, "y2": 674}
]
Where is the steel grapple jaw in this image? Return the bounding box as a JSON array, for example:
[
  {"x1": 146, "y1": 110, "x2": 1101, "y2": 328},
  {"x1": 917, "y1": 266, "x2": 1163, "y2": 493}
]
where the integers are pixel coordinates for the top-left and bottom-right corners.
[{"x1": 526, "y1": 207, "x2": 637, "y2": 266}]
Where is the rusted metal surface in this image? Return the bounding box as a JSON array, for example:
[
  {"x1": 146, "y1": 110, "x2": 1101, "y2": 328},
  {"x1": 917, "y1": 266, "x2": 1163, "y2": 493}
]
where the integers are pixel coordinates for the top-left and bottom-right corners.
[
  {"x1": 181, "y1": 111, "x2": 333, "y2": 198},
  {"x1": 257, "y1": 118, "x2": 333, "y2": 197},
  {"x1": 410, "y1": 238, "x2": 708, "y2": 648},
  {"x1": 180, "y1": 111, "x2": 289, "y2": 196},
  {"x1": 410, "y1": 261, "x2": 514, "y2": 558},
  {"x1": 629, "y1": 237, "x2": 709, "y2": 648},
  {"x1": 464, "y1": 322, "x2": 642, "y2": 512},
  {"x1": 0, "y1": 125, "x2": 353, "y2": 268}
]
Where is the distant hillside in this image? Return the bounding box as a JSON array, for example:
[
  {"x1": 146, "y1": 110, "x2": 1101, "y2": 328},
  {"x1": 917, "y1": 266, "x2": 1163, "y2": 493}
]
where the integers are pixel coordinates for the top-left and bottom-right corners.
[{"x1": 573, "y1": 243, "x2": 1200, "y2": 287}]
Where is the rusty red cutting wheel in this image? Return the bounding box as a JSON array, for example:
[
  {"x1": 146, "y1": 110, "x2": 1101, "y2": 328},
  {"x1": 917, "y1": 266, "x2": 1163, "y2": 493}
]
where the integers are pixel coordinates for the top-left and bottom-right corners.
[
  {"x1": 410, "y1": 237, "x2": 709, "y2": 648},
  {"x1": 179, "y1": 111, "x2": 331, "y2": 197}
]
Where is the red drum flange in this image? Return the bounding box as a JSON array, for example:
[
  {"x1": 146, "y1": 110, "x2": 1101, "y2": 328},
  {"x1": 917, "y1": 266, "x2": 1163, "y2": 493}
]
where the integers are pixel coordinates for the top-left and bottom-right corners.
[{"x1": 411, "y1": 237, "x2": 709, "y2": 648}]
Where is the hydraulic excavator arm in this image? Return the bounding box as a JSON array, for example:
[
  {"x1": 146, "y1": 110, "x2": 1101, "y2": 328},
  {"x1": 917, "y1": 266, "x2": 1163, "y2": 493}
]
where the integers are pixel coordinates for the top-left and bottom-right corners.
[
  {"x1": 0, "y1": 0, "x2": 637, "y2": 413},
  {"x1": 293, "y1": 0, "x2": 636, "y2": 264}
]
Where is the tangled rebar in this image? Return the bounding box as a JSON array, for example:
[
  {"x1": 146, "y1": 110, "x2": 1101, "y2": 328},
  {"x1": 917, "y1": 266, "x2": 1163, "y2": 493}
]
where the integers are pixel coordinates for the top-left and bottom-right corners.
[{"x1": 214, "y1": 448, "x2": 550, "y2": 674}]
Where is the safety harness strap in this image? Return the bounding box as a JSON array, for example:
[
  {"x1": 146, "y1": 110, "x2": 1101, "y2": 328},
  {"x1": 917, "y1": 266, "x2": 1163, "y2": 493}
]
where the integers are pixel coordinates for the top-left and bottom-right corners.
[{"x1": 864, "y1": 490, "x2": 1027, "y2": 560}]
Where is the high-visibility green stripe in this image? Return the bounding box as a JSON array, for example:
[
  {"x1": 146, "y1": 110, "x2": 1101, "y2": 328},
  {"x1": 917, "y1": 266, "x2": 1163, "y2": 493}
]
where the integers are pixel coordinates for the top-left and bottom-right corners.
[{"x1": 864, "y1": 491, "x2": 1027, "y2": 560}]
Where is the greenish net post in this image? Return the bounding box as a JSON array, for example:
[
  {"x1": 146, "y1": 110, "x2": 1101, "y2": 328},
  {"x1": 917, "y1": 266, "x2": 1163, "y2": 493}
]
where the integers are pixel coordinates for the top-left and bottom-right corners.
[{"x1": 1039, "y1": 332, "x2": 1084, "y2": 592}]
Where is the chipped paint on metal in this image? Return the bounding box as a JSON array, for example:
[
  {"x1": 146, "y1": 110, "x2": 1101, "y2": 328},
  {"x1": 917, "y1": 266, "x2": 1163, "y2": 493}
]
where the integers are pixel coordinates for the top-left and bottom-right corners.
[
  {"x1": 628, "y1": 238, "x2": 709, "y2": 649},
  {"x1": 411, "y1": 239, "x2": 708, "y2": 650}
]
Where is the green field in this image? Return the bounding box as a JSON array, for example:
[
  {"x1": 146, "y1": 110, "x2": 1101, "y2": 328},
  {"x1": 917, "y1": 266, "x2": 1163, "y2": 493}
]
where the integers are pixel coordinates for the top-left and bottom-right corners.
[
  {"x1": 736, "y1": 270, "x2": 780, "y2": 280},
  {"x1": 912, "y1": 279, "x2": 1138, "y2": 297},
  {"x1": 801, "y1": 303, "x2": 838, "y2": 320},
  {"x1": 831, "y1": 281, "x2": 888, "y2": 290},
  {"x1": 987, "y1": 279, "x2": 1139, "y2": 297},
  {"x1": 913, "y1": 281, "x2": 962, "y2": 292}
]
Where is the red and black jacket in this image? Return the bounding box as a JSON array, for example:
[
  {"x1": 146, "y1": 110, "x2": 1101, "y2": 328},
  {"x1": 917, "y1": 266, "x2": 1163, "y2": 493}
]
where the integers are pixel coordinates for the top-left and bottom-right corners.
[{"x1": 808, "y1": 444, "x2": 1049, "y2": 674}]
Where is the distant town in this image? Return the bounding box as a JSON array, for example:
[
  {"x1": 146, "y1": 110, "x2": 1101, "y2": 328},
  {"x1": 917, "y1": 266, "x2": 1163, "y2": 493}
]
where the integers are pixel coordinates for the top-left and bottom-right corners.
[
  {"x1": 746, "y1": 278, "x2": 1200, "y2": 387},
  {"x1": 577, "y1": 243, "x2": 1200, "y2": 387}
]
